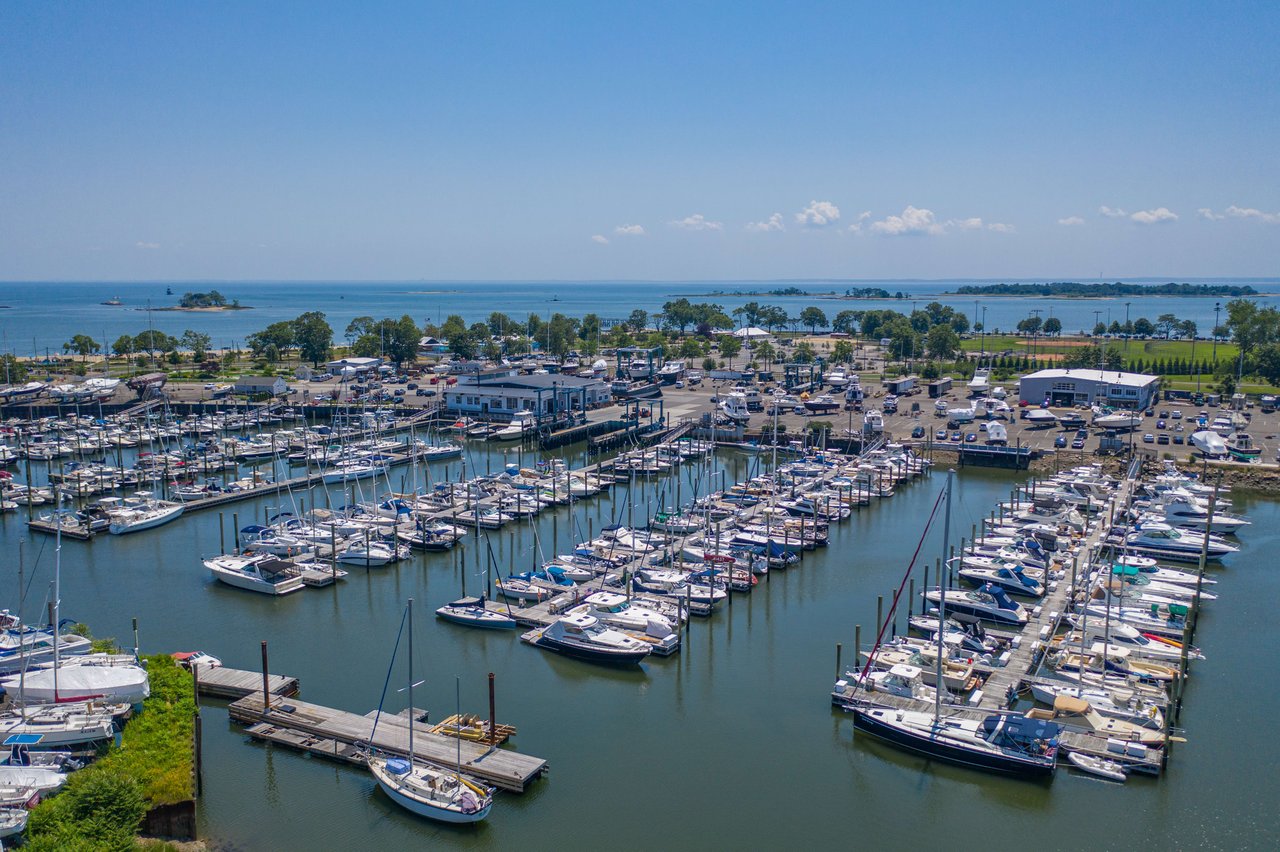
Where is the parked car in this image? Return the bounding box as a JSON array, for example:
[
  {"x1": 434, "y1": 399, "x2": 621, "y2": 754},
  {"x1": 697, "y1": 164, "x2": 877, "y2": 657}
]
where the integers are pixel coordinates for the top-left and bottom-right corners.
[
  {"x1": 1071, "y1": 437, "x2": 1086, "y2": 449},
  {"x1": 935, "y1": 428, "x2": 947, "y2": 440},
  {"x1": 965, "y1": 432, "x2": 978, "y2": 443},
  {"x1": 1173, "y1": 434, "x2": 1185, "y2": 444},
  {"x1": 1157, "y1": 434, "x2": 1170, "y2": 444},
  {"x1": 1171, "y1": 410, "x2": 1183, "y2": 419},
  {"x1": 911, "y1": 425, "x2": 925, "y2": 439},
  {"x1": 950, "y1": 431, "x2": 962, "y2": 442},
  {"x1": 1156, "y1": 420, "x2": 1166, "y2": 429},
  {"x1": 1143, "y1": 433, "x2": 1155, "y2": 443},
  {"x1": 1054, "y1": 435, "x2": 1067, "y2": 448}
]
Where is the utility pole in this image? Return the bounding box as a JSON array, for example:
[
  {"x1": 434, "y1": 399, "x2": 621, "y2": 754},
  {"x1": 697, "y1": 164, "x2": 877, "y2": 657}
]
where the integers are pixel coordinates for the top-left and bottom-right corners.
[{"x1": 1213, "y1": 302, "x2": 1221, "y2": 365}]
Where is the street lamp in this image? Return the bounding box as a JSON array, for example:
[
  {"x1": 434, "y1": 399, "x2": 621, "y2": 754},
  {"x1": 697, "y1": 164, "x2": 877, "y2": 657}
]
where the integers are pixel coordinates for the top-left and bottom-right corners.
[
  {"x1": 981, "y1": 306, "x2": 987, "y2": 357},
  {"x1": 1213, "y1": 302, "x2": 1221, "y2": 365},
  {"x1": 1124, "y1": 302, "x2": 1131, "y2": 358}
]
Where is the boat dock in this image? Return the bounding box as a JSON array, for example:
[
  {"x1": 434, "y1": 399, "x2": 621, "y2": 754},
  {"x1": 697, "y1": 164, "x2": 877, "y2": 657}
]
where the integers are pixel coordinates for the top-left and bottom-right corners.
[
  {"x1": 195, "y1": 666, "x2": 300, "y2": 700},
  {"x1": 228, "y1": 692, "x2": 547, "y2": 792}
]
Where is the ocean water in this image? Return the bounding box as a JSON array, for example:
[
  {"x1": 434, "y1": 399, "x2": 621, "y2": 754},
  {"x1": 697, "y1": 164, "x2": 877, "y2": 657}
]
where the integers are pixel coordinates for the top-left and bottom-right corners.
[{"x1": 2, "y1": 279, "x2": 1277, "y2": 358}]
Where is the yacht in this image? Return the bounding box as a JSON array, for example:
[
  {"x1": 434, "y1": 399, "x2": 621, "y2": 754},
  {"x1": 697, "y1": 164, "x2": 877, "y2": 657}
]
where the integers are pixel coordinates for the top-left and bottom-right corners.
[
  {"x1": 337, "y1": 540, "x2": 401, "y2": 566},
  {"x1": 657, "y1": 360, "x2": 686, "y2": 385},
  {"x1": 862, "y1": 410, "x2": 884, "y2": 434},
  {"x1": 628, "y1": 358, "x2": 655, "y2": 380},
  {"x1": 1124, "y1": 523, "x2": 1237, "y2": 560},
  {"x1": 1189, "y1": 430, "x2": 1227, "y2": 458},
  {"x1": 958, "y1": 564, "x2": 1044, "y2": 597},
  {"x1": 719, "y1": 394, "x2": 752, "y2": 423},
  {"x1": 803, "y1": 394, "x2": 840, "y2": 414},
  {"x1": 435, "y1": 596, "x2": 518, "y2": 630},
  {"x1": 565, "y1": 591, "x2": 678, "y2": 640},
  {"x1": 1093, "y1": 409, "x2": 1142, "y2": 430},
  {"x1": 924, "y1": 584, "x2": 1028, "y2": 625},
  {"x1": 826, "y1": 368, "x2": 850, "y2": 389},
  {"x1": 1225, "y1": 433, "x2": 1262, "y2": 461},
  {"x1": 205, "y1": 554, "x2": 306, "y2": 594},
  {"x1": 490, "y1": 411, "x2": 536, "y2": 441},
  {"x1": 850, "y1": 707, "x2": 1060, "y2": 778},
  {"x1": 321, "y1": 459, "x2": 387, "y2": 484},
  {"x1": 105, "y1": 493, "x2": 184, "y2": 535},
  {"x1": 967, "y1": 367, "x2": 991, "y2": 396},
  {"x1": 533, "y1": 612, "x2": 653, "y2": 664},
  {"x1": 1023, "y1": 409, "x2": 1058, "y2": 428}
]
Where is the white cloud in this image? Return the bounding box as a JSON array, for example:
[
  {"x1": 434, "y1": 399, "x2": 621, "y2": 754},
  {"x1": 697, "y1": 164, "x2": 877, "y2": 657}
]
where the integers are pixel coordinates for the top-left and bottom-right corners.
[
  {"x1": 135, "y1": 241, "x2": 160, "y2": 250},
  {"x1": 1130, "y1": 207, "x2": 1178, "y2": 225},
  {"x1": 1197, "y1": 208, "x2": 1225, "y2": 221},
  {"x1": 795, "y1": 200, "x2": 841, "y2": 228},
  {"x1": 745, "y1": 213, "x2": 785, "y2": 233},
  {"x1": 947, "y1": 217, "x2": 984, "y2": 231},
  {"x1": 1098, "y1": 205, "x2": 1128, "y2": 218},
  {"x1": 1058, "y1": 216, "x2": 1085, "y2": 226},
  {"x1": 870, "y1": 206, "x2": 945, "y2": 236},
  {"x1": 1226, "y1": 205, "x2": 1280, "y2": 224},
  {"x1": 987, "y1": 222, "x2": 1016, "y2": 233},
  {"x1": 669, "y1": 213, "x2": 723, "y2": 231},
  {"x1": 614, "y1": 224, "x2": 645, "y2": 236},
  {"x1": 846, "y1": 211, "x2": 872, "y2": 233},
  {"x1": 590, "y1": 234, "x2": 609, "y2": 244}
]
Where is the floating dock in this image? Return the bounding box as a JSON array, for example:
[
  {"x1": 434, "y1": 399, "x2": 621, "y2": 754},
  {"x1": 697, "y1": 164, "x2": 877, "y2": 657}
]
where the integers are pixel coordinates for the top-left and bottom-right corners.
[{"x1": 196, "y1": 666, "x2": 300, "y2": 700}]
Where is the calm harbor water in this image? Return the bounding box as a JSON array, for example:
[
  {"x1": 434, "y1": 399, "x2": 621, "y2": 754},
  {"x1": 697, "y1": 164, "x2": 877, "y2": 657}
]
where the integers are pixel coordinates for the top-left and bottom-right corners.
[
  {"x1": 1, "y1": 442, "x2": 1277, "y2": 850},
  {"x1": 2, "y1": 279, "x2": 1279, "y2": 357}
]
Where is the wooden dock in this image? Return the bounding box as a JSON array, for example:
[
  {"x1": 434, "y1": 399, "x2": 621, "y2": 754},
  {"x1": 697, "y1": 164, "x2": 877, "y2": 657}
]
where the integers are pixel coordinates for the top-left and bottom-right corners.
[
  {"x1": 196, "y1": 667, "x2": 300, "y2": 700},
  {"x1": 229, "y1": 693, "x2": 547, "y2": 792}
]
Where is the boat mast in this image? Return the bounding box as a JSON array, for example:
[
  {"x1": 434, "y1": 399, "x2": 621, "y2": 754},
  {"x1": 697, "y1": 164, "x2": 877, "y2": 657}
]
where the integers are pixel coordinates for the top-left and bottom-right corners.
[
  {"x1": 934, "y1": 470, "x2": 953, "y2": 721},
  {"x1": 53, "y1": 496, "x2": 61, "y2": 703},
  {"x1": 454, "y1": 675, "x2": 463, "y2": 781},
  {"x1": 407, "y1": 597, "x2": 414, "y2": 769}
]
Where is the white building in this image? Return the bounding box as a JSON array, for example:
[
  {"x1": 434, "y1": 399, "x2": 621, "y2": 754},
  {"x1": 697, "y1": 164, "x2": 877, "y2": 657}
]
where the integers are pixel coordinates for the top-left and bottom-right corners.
[
  {"x1": 445, "y1": 369, "x2": 611, "y2": 422},
  {"x1": 234, "y1": 376, "x2": 288, "y2": 397},
  {"x1": 1018, "y1": 369, "x2": 1160, "y2": 409},
  {"x1": 325, "y1": 356, "x2": 383, "y2": 375}
]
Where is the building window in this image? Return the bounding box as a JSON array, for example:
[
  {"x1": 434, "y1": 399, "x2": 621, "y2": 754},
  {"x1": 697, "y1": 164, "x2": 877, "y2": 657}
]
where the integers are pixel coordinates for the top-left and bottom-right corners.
[{"x1": 1052, "y1": 382, "x2": 1076, "y2": 391}]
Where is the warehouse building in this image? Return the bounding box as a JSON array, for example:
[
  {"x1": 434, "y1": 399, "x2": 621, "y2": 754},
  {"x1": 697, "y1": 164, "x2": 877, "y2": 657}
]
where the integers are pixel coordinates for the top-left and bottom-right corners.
[
  {"x1": 1017, "y1": 368, "x2": 1160, "y2": 410},
  {"x1": 444, "y1": 369, "x2": 611, "y2": 423}
]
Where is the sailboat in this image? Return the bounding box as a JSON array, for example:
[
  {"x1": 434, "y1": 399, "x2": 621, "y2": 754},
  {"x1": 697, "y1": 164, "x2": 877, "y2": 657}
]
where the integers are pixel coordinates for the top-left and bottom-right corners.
[
  {"x1": 367, "y1": 600, "x2": 494, "y2": 823},
  {"x1": 850, "y1": 472, "x2": 1062, "y2": 778}
]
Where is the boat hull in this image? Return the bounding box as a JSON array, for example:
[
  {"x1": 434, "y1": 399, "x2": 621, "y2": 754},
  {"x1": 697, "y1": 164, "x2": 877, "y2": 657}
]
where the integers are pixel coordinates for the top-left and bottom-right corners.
[
  {"x1": 370, "y1": 764, "x2": 491, "y2": 824},
  {"x1": 851, "y1": 709, "x2": 1055, "y2": 778},
  {"x1": 534, "y1": 634, "x2": 650, "y2": 665}
]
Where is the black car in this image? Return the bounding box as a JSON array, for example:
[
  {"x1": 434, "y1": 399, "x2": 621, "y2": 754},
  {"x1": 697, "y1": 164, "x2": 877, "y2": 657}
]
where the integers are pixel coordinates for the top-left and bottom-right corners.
[
  {"x1": 911, "y1": 425, "x2": 926, "y2": 439},
  {"x1": 1157, "y1": 434, "x2": 1170, "y2": 444}
]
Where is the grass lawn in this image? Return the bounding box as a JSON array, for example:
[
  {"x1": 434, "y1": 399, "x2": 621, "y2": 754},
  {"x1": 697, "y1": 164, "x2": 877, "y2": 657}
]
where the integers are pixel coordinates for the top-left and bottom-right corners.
[
  {"x1": 1159, "y1": 374, "x2": 1280, "y2": 395},
  {"x1": 961, "y1": 334, "x2": 1238, "y2": 362}
]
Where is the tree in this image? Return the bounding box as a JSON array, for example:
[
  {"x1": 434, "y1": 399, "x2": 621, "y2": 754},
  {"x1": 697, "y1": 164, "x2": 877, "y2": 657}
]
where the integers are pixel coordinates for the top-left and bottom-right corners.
[
  {"x1": 63, "y1": 334, "x2": 101, "y2": 362},
  {"x1": 832, "y1": 340, "x2": 854, "y2": 364},
  {"x1": 679, "y1": 337, "x2": 704, "y2": 359},
  {"x1": 799, "y1": 307, "x2": 828, "y2": 333},
  {"x1": 1093, "y1": 322, "x2": 1107, "y2": 336},
  {"x1": 1180, "y1": 319, "x2": 1198, "y2": 339},
  {"x1": 628, "y1": 309, "x2": 649, "y2": 333},
  {"x1": 717, "y1": 334, "x2": 742, "y2": 367},
  {"x1": 925, "y1": 323, "x2": 960, "y2": 359},
  {"x1": 1132, "y1": 317, "x2": 1155, "y2": 337},
  {"x1": 701, "y1": 356, "x2": 718, "y2": 372},
  {"x1": 831, "y1": 310, "x2": 861, "y2": 335},
  {"x1": 487, "y1": 312, "x2": 517, "y2": 337},
  {"x1": 760, "y1": 306, "x2": 789, "y2": 334},
  {"x1": 246, "y1": 322, "x2": 295, "y2": 359},
  {"x1": 754, "y1": 340, "x2": 776, "y2": 368},
  {"x1": 732, "y1": 302, "x2": 763, "y2": 328},
  {"x1": 1156, "y1": 313, "x2": 1179, "y2": 338},
  {"x1": 112, "y1": 335, "x2": 134, "y2": 357},
  {"x1": 133, "y1": 328, "x2": 178, "y2": 357},
  {"x1": 579, "y1": 313, "x2": 601, "y2": 346},
  {"x1": 1016, "y1": 316, "x2": 1043, "y2": 336},
  {"x1": 792, "y1": 342, "x2": 816, "y2": 364},
  {"x1": 292, "y1": 311, "x2": 333, "y2": 365},
  {"x1": 1043, "y1": 317, "x2": 1062, "y2": 336},
  {"x1": 0, "y1": 354, "x2": 28, "y2": 384},
  {"x1": 180, "y1": 330, "x2": 212, "y2": 362},
  {"x1": 920, "y1": 361, "x2": 940, "y2": 380},
  {"x1": 345, "y1": 316, "x2": 374, "y2": 344},
  {"x1": 1109, "y1": 320, "x2": 1123, "y2": 334}
]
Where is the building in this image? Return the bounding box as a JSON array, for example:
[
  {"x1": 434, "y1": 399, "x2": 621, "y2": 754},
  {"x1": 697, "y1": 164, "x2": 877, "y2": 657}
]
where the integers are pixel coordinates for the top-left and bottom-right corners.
[
  {"x1": 1017, "y1": 369, "x2": 1160, "y2": 410},
  {"x1": 326, "y1": 356, "x2": 383, "y2": 375},
  {"x1": 444, "y1": 368, "x2": 611, "y2": 423},
  {"x1": 234, "y1": 376, "x2": 288, "y2": 397}
]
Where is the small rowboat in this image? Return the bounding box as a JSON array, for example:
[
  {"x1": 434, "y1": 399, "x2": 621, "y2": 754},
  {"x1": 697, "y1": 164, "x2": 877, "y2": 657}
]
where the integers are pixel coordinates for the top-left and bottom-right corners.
[{"x1": 1067, "y1": 751, "x2": 1128, "y2": 782}]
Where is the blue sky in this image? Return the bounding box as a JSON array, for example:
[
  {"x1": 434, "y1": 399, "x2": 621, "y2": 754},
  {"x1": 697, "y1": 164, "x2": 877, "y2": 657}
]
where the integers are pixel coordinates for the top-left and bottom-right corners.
[{"x1": 2, "y1": 2, "x2": 1277, "y2": 281}]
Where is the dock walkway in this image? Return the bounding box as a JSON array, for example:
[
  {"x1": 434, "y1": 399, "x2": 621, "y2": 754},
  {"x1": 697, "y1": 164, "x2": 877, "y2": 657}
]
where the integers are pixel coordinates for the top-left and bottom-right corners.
[{"x1": 195, "y1": 667, "x2": 299, "y2": 700}]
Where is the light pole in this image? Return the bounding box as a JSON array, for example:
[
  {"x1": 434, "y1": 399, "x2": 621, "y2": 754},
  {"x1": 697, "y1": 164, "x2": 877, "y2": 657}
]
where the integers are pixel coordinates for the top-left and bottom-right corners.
[
  {"x1": 1093, "y1": 310, "x2": 1101, "y2": 337},
  {"x1": 1124, "y1": 302, "x2": 1132, "y2": 359},
  {"x1": 981, "y1": 306, "x2": 987, "y2": 357},
  {"x1": 1213, "y1": 302, "x2": 1221, "y2": 365}
]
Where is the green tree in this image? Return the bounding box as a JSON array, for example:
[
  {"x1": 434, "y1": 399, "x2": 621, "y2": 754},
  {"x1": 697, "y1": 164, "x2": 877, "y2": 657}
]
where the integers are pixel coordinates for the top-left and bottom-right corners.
[
  {"x1": 63, "y1": 334, "x2": 101, "y2": 362},
  {"x1": 112, "y1": 335, "x2": 134, "y2": 357},
  {"x1": 133, "y1": 329, "x2": 178, "y2": 357},
  {"x1": 292, "y1": 311, "x2": 333, "y2": 366},
  {"x1": 832, "y1": 340, "x2": 854, "y2": 363},
  {"x1": 760, "y1": 306, "x2": 789, "y2": 334},
  {"x1": 1043, "y1": 317, "x2": 1062, "y2": 336},
  {"x1": 246, "y1": 321, "x2": 295, "y2": 359},
  {"x1": 679, "y1": 337, "x2": 704, "y2": 360},
  {"x1": 487, "y1": 312, "x2": 517, "y2": 337},
  {"x1": 792, "y1": 341, "x2": 816, "y2": 364},
  {"x1": 717, "y1": 334, "x2": 742, "y2": 367},
  {"x1": 1016, "y1": 316, "x2": 1043, "y2": 335},
  {"x1": 579, "y1": 313, "x2": 601, "y2": 346},
  {"x1": 628, "y1": 309, "x2": 649, "y2": 333},
  {"x1": 831, "y1": 310, "x2": 861, "y2": 335},
  {"x1": 799, "y1": 306, "x2": 828, "y2": 333},
  {"x1": 732, "y1": 301, "x2": 763, "y2": 328},
  {"x1": 754, "y1": 340, "x2": 776, "y2": 368},
  {"x1": 1133, "y1": 317, "x2": 1155, "y2": 336},
  {"x1": 180, "y1": 330, "x2": 212, "y2": 362},
  {"x1": 1180, "y1": 319, "x2": 1198, "y2": 339},
  {"x1": 1093, "y1": 322, "x2": 1107, "y2": 336},
  {"x1": 925, "y1": 323, "x2": 960, "y2": 359},
  {"x1": 344, "y1": 316, "x2": 374, "y2": 344},
  {"x1": 701, "y1": 356, "x2": 718, "y2": 372},
  {"x1": 0, "y1": 353, "x2": 28, "y2": 384}
]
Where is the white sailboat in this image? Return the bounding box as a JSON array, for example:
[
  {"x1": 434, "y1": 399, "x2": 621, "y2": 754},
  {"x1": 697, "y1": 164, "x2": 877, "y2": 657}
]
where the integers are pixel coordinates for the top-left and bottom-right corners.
[{"x1": 367, "y1": 600, "x2": 494, "y2": 823}]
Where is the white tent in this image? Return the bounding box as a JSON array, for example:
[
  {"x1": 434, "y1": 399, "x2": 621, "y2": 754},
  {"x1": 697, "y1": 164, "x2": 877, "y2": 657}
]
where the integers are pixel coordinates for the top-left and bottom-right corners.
[{"x1": 732, "y1": 327, "x2": 771, "y2": 340}]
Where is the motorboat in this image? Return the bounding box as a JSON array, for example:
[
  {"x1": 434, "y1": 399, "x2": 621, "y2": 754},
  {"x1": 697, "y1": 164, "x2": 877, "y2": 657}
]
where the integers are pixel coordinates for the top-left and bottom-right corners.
[
  {"x1": 719, "y1": 394, "x2": 752, "y2": 423},
  {"x1": 967, "y1": 368, "x2": 990, "y2": 396},
  {"x1": 490, "y1": 411, "x2": 536, "y2": 441},
  {"x1": 565, "y1": 591, "x2": 678, "y2": 640},
  {"x1": 337, "y1": 540, "x2": 401, "y2": 566},
  {"x1": 1028, "y1": 680, "x2": 1164, "y2": 731},
  {"x1": 1189, "y1": 430, "x2": 1227, "y2": 458},
  {"x1": 803, "y1": 395, "x2": 840, "y2": 414},
  {"x1": 1123, "y1": 523, "x2": 1237, "y2": 560},
  {"x1": 1023, "y1": 409, "x2": 1058, "y2": 428},
  {"x1": 657, "y1": 360, "x2": 686, "y2": 385},
  {"x1": 958, "y1": 564, "x2": 1044, "y2": 597},
  {"x1": 924, "y1": 584, "x2": 1028, "y2": 625},
  {"x1": 850, "y1": 707, "x2": 1060, "y2": 778},
  {"x1": 205, "y1": 554, "x2": 306, "y2": 594},
  {"x1": 862, "y1": 410, "x2": 884, "y2": 433},
  {"x1": 532, "y1": 612, "x2": 652, "y2": 664},
  {"x1": 3, "y1": 655, "x2": 150, "y2": 704},
  {"x1": 321, "y1": 459, "x2": 387, "y2": 484},
  {"x1": 1066, "y1": 751, "x2": 1128, "y2": 782},
  {"x1": 105, "y1": 493, "x2": 184, "y2": 534},
  {"x1": 1093, "y1": 409, "x2": 1143, "y2": 430},
  {"x1": 1226, "y1": 433, "x2": 1262, "y2": 461},
  {"x1": 826, "y1": 368, "x2": 850, "y2": 389},
  {"x1": 435, "y1": 596, "x2": 517, "y2": 630},
  {"x1": 837, "y1": 663, "x2": 938, "y2": 703}
]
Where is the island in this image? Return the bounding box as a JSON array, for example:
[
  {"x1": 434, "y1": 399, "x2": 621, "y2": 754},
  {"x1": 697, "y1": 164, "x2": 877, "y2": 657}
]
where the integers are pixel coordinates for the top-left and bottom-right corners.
[
  {"x1": 151, "y1": 289, "x2": 252, "y2": 311},
  {"x1": 946, "y1": 282, "x2": 1259, "y2": 297}
]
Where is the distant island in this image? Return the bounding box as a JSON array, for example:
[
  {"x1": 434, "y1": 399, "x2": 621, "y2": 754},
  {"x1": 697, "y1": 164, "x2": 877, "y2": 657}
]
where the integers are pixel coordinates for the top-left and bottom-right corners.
[
  {"x1": 825, "y1": 287, "x2": 899, "y2": 300},
  {"x1": 679, "y1": 287, "x2": 837, "y2": 297},
  {"x1": 150, "y1": 289, "x2": 252, "y2": 311},
  {"x1": 947, "y1": 282, "x2": 1259, "y2": 297}
]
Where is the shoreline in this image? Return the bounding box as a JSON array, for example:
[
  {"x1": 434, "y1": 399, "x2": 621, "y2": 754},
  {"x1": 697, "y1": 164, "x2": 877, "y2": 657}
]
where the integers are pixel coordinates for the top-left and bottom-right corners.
[{"x1": 142, "y1": 305, "x2": 254, "y2": 312}]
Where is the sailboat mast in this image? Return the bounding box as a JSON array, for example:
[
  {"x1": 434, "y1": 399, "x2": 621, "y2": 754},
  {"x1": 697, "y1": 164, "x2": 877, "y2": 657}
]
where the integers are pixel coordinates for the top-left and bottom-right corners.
[
  {"x1": 935, "y1": 470, "x2": 953, "y2": 720},
  {"x1": 455, "y1": 675, "x2": 463, "y2": 780},
  {"x1": 54, "y1": 498, "x2": 61, "y2": 703},
  {"x1": 407, "y1": 598, "x2": 414, "y2": 766}
]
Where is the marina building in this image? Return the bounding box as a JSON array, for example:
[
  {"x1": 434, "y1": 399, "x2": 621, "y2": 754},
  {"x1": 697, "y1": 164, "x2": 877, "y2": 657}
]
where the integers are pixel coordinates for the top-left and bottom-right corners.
[
  {"x1": 444, "y1": 368, "x2": 611, "y2": 422},
  {"x1": 325, "y1": 356, "x2": 383, "y2": 375},
  {"x1": 233, "y1": 376, "x2": 288, "y2": 397},
  {"x1": 1017, "y1": 368, "x2": 1160, "y2": 409}
]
